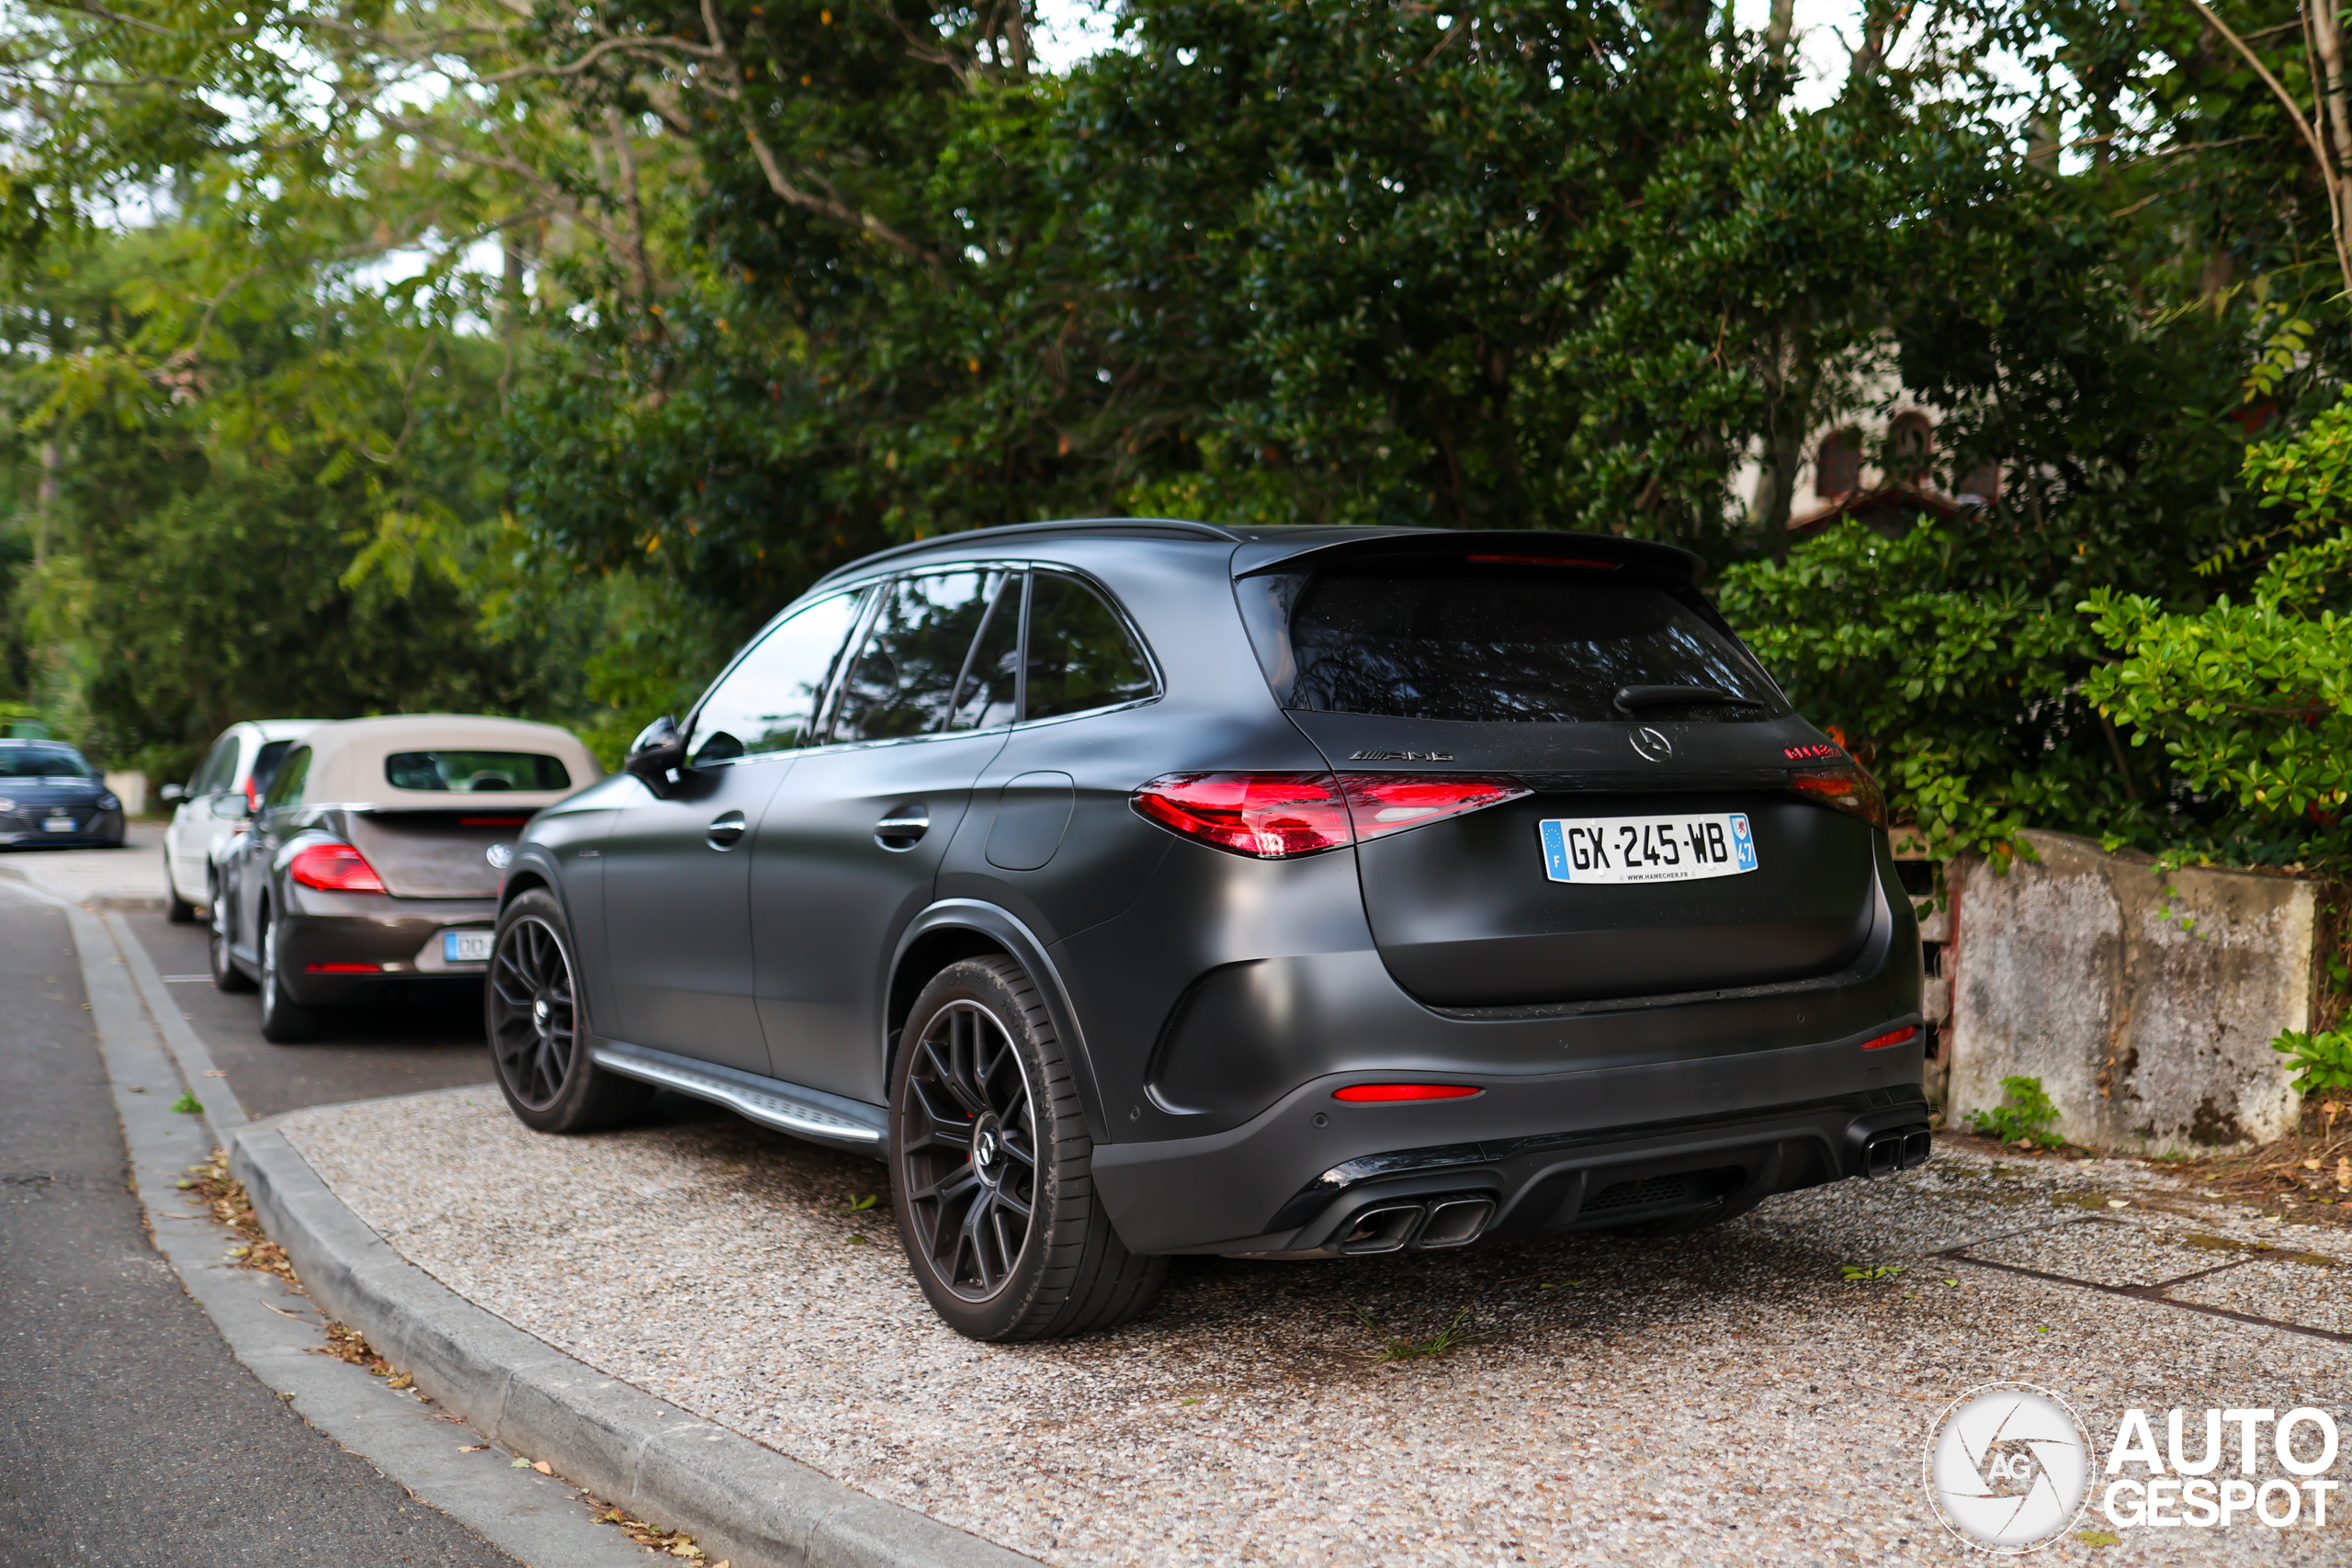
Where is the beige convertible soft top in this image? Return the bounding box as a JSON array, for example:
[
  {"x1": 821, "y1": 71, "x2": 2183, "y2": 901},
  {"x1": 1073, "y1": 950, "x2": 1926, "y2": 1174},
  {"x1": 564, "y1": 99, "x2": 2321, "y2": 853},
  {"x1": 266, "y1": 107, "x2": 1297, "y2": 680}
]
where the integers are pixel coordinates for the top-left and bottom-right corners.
[{"x1": 289, "y1": 715, "x2": 601, "y2": 810}]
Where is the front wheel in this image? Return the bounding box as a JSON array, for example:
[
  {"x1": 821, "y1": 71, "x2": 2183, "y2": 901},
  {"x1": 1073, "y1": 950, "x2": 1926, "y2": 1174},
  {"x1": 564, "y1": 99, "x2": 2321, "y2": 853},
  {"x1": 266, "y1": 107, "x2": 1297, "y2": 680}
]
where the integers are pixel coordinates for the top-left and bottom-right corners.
[
  {"x1": 209, "y1": 886, "x2": 254, "y2": 993},
  {"x1": 257, "y1": 910, "x2": 323, "y2": 1043},
  {"x1": 889, "y1": 956, "x2": 1166, "y2": 1342},
  {"x1": 487, "y1": 888, "x2": 651, "y2": 1134},
  {"x1": 164, "y1": 850, "x2": 197, "y2": 923}
]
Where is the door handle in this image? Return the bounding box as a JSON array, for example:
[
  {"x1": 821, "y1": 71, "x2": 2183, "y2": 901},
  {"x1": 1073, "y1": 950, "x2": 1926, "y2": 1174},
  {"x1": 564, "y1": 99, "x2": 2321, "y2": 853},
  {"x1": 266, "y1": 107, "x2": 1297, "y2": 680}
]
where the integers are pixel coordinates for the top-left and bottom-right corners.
[
  {"x1": 875, "y1": 806, "x2": 929, "y2": 850},
  {"x1": 706, "y1": 810, "x2": 747, "y2": 850}
]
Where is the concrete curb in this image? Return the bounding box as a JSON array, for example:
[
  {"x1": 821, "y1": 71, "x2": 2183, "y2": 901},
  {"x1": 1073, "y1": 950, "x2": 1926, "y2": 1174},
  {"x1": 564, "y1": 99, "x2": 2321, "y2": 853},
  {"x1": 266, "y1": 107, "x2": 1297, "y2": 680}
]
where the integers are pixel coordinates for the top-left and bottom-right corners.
[
  {"x1": 26, "y1": 879, "x2": 649, "y2": 1568},
  {"x1": 232, "y1": 1123, "x2": 1038, "y2": 1568}
]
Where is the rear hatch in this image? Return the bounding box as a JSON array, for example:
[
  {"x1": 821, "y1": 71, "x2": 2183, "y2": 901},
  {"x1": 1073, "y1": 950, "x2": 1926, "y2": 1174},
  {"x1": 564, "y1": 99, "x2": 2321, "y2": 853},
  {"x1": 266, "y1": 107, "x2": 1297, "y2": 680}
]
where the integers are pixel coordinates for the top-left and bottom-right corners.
[
  {"x1": 344, "y1": 809, "x2": 533, "y2": 898},
  {"x1": 1238, "y1": 536, "x2": 1881, "y2": 1007}
]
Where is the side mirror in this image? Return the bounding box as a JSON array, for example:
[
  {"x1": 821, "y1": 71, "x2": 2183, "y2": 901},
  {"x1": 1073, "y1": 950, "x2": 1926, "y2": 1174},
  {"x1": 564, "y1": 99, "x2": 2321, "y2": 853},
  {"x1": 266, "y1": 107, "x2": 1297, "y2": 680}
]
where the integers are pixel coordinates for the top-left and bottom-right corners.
[
  {"x1": 211, "y1": 795, "x2": 251, "y2": 820},
  {"x1": 160, "y1": 782, "x2": 187, "y2": 804},
  {"x1": 623, "y1": 716, "x2": 685, "y2": 794}
]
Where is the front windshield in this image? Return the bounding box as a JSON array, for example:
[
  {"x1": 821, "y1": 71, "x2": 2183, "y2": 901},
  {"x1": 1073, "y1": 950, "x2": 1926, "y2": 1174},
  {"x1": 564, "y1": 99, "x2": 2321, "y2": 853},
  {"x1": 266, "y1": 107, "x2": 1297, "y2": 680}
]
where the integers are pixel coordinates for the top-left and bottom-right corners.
[{"x1": 0, "y1": 745, "x2": 97, "y2": 779}]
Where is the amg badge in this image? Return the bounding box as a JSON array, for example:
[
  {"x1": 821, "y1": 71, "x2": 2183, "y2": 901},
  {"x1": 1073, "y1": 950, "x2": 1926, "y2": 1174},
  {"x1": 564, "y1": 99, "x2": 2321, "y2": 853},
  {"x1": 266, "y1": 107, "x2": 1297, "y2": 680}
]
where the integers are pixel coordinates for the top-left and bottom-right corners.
[{"x1": 1348, "y1": 750, "x2": 1455, "y2": 761}]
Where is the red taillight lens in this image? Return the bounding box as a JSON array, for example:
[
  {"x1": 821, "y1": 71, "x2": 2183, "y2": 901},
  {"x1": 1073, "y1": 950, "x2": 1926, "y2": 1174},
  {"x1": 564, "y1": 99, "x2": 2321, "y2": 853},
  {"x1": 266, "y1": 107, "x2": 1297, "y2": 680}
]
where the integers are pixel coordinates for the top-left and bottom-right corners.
[
  {"x1": 1133, "y1": 772, "x2": 1528, "y2": 858},
  {"x1": 288, "y1": 841, "x2": 386, "y2": 893},
  {"x1": 1338, "y1": 774, "x2": 1532, "y2": 842},
  {"x1": 1861, "y1": 1025, "x2": 1919, "y2": 1051},
  {"x1": 1131, "y1": 773, "x2": 1355, "y2": 857},
  {"x1": 307, "y1": 962, "x2": 384, "y2": 974},
  {"x1": 1791, "y1": 764, "x2": 1886, "y2": 829},
  {"x1": 1332, "y1": 1083, "x2": 1484, "y2": 1102}
]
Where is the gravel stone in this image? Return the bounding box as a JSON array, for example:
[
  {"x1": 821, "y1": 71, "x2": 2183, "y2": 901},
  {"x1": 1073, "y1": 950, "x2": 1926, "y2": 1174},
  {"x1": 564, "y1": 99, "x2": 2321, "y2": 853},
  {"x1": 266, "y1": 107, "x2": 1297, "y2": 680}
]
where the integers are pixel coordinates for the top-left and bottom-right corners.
[{"x1": 282, "y1": 1090, "x2": 2352, "y2": 1566}]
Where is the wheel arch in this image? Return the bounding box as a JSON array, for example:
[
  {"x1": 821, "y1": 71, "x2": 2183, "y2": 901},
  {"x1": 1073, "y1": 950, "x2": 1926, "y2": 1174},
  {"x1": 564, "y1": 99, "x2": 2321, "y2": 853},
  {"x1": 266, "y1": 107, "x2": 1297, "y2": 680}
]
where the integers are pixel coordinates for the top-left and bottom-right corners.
[{"x1": 888, "y1": 900, "x2": 1109, "y2": 1143}]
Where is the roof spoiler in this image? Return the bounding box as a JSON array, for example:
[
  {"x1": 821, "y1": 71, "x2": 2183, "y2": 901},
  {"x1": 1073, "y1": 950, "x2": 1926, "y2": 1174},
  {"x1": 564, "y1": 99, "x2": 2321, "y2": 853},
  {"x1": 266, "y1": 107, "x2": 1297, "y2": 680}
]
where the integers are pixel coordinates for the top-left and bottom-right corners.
[{"x1": 1229, "y1": 528, "x2": 1705, "y2": 586}]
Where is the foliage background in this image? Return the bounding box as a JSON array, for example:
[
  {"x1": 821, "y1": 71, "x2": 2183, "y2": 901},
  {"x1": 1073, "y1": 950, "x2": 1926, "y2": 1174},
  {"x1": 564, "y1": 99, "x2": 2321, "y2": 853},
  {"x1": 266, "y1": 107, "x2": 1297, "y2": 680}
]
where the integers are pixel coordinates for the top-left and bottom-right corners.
[{"x1": 0, "y1": 0, "x2": 2346, "y2": 873}]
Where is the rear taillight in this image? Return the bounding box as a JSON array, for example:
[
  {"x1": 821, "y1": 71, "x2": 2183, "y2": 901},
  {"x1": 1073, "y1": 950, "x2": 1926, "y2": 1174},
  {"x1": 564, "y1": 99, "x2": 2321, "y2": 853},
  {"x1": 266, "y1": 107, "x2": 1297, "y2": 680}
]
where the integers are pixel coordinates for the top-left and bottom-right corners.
[
  {"x1": 1132, "y1": 773, "x2": 1529, "y2": 858},
  {"x1": 1790, "y1": 764, "x2": 1886, "y2": 829},
  {"x1": 1132, "y1": 773, "x2": 1353, "y2": 857},
  {"x1": 1338, "y1": 774, "x2": 1531, "y2": 840},
  {"x1": 288, "y1": 841, "x2": 386, "y2": 893}
]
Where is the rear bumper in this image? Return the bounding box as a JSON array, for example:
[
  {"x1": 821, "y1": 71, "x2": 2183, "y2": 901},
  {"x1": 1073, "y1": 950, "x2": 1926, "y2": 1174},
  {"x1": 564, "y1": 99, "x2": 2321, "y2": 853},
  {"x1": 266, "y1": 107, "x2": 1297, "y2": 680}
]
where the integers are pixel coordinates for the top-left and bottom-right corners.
[
  {"x1": 1091, "y1": 1030, "x2": 1929, "y2": 1254},
  {"x1": 0, "y1": 807, "x2": 125, "y2": 847},
  {"x1": 275, "y1": 894, "x2": 494, "y2": 1004}
]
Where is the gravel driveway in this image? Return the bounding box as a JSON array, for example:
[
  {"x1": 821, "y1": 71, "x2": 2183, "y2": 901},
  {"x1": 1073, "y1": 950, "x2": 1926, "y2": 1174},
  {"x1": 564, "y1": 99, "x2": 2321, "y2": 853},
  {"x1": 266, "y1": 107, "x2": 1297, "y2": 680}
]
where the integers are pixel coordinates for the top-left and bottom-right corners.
[{"x1": 281, "y1": 1089, "x2": 2350, "y2": 1567}]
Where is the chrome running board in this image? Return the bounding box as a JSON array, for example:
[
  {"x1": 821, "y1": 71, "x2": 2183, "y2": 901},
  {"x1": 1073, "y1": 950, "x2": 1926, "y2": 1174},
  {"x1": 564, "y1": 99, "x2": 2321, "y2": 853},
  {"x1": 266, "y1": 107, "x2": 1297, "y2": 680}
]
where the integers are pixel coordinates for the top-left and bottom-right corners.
[{"x1": 589, "y1": 1041, "x2": 888, "y2": 1149}]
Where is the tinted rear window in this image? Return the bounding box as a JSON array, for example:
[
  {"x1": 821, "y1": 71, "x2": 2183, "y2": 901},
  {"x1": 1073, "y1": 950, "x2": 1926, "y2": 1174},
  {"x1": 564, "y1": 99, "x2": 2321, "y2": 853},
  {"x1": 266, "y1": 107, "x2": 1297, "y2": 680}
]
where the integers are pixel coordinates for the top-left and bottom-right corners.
[
  {"x1": 1246, "y1": 562, "x2": 1783, "y2": 724},
  {"x1": 386, "y1": 751, "x2": 571, "y2": 792},
  {"x1": 249, "y1": 739, "x2": 296, "y2": 793}
]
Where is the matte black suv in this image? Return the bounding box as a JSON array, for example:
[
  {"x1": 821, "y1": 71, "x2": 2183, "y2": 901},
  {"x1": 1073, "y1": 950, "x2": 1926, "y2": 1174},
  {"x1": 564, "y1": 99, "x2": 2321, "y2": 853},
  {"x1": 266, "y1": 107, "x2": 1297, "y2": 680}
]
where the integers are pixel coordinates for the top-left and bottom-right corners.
[{"x1": 490, "y1": 522, "x2": 1927, "y2": 1341}]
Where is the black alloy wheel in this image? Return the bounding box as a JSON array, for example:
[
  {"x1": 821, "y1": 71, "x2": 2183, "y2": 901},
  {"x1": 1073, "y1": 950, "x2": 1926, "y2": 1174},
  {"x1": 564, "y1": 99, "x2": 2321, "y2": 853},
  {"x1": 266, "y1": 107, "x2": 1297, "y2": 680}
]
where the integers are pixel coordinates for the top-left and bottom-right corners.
[
  {"x1": 489, "y1": 913, "x2": 577, "y2": 1111},
  {"x1": 209, "y1": 882, "x2": 254, "y2": 993},
  {"x1": 486, "y1": 888, "x2": 651, "y2": 1134},
  {"x1": 889, "y1": 956, "x2": 1167, "y2": 1341},
  {"x1": 899, "y1": 998, "x2": 1040, "y2": 1302}
]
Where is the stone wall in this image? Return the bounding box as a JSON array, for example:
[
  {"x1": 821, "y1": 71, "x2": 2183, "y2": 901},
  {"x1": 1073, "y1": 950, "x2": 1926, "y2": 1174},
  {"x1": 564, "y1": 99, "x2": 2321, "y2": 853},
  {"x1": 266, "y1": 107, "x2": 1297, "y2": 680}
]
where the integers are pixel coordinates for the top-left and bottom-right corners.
[{"x1": 1947, "y1": 830, "x2": 2317, "y2": 1154}]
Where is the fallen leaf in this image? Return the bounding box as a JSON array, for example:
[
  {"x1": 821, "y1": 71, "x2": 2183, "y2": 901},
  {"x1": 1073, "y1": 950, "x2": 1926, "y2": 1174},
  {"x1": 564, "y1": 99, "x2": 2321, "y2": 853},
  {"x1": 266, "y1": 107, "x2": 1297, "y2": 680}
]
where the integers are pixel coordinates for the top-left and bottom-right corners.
[
  {"x1": 458, "y1": 1444, "x2": 488, "y2": 1452},
  {"x1": 533, "y1": 1461, "x2": 553, "y2": 1475},
  {"x1": 2107, "y1": 1200, "x2": 2128, "y2": 1209},
  {"x1": 386, "y1": 1372, "x2": 413, "y2": 1391},
  {"x1": 512, "y1": 1458, "x2": 534, "y2": 1468},
  {"x1": 2303, "y1": 1159, "x2": 2324, "y2": 1171},
  {"x1": 2077, "y1": 1529, "x2": 2120, "y2": 1548}
]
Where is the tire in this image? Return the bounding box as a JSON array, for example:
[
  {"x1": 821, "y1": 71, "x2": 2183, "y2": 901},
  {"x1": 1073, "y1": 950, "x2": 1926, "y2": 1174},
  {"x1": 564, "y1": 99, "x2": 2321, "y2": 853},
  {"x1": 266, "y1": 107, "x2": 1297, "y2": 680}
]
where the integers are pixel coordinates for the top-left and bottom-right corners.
[
  {"x1": 487, "y1": 887, "x2": 651, "y2": 1134},
  {"x1": 889, "y1": 955, "x2": 1167, "y2": 1342},
  {"x1": 209, "y1": 886, "x2": 255, "y2": 993},
  {"x1": 164, "y1": 852, "x2": 197, "y2": 924},
  {"x1": 256, "y1": 908, "x2": 325, "y2": 1043}
]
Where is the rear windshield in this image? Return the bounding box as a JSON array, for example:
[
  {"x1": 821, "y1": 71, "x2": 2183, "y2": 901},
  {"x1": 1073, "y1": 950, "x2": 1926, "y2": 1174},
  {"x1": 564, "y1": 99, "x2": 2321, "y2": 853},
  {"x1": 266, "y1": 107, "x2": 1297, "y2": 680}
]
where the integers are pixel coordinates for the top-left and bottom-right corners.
[
  {"x1": 1242, "y1": 561, "x2": 1784, "y2": 724},
  {"x1": 0, "y1": 744, "x2": 96, "y2": 778},
  {"x1": 385, "y1": 750, "x2": 571, "y2": 793}
]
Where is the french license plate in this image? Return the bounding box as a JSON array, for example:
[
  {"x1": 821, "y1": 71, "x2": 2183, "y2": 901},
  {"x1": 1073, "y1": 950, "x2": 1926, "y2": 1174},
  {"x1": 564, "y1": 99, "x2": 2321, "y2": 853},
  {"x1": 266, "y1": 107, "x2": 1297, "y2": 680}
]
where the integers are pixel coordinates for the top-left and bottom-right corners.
[
  {"x1": 42, "y1": 817, "x2": 75, "y2": 833},
  {"x1": 1539, "y1": 812, "x2": 1758, "y2": 885},
  {"x1": 443, "y1": 930, "x2": 494, "y2": 964}
]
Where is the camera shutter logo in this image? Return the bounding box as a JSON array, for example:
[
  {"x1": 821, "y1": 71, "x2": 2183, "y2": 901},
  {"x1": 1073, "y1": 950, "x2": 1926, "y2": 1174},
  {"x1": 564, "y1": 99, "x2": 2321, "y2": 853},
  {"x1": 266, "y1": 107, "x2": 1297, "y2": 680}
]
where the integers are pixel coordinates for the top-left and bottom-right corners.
[{"x1": 1925, "y1": 1382, "x2": 2091, "y2": 1552}]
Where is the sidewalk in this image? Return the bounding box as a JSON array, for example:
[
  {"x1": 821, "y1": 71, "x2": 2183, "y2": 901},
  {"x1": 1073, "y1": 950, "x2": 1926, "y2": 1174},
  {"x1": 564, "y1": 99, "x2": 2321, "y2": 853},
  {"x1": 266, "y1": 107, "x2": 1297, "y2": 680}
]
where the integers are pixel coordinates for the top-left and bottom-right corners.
[
  {"x1": 258, "y1": 1086, "x2": 2352, "y2": 1567},
  {"x1": 0, "y1": 819, "x2": 170, "y2": 906}
]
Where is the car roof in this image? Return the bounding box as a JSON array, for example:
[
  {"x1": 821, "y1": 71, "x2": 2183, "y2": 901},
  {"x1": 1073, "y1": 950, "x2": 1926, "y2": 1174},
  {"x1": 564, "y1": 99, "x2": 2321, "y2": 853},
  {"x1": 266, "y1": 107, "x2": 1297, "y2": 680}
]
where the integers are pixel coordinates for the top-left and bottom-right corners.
[
  {"x1": 237, "y1": 719, "x2": 324, "y2": 743},
  {"x1": 289, "y1": 716, "x2": 603, "y2": 810},
  {"x1": 811, "y1": 520, "x2": 1704, "y2": 589}
]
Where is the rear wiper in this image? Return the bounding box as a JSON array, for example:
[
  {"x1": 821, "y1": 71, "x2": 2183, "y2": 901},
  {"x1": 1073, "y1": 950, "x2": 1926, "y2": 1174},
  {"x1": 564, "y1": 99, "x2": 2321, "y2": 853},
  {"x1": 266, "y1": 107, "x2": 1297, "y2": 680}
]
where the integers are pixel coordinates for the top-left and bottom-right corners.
[{"x1": 1613, "y1": 684, "x2": 1767, "y2": 713}]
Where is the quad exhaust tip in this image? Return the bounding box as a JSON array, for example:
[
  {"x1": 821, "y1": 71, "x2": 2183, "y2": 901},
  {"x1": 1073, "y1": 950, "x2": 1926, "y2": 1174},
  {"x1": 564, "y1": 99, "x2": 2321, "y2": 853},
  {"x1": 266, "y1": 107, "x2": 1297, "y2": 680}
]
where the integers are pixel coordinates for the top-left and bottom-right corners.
[
  {"x1": 1334, "y1": 1192, "x2": 1498, "y2": 1254},
  {"x1": 1861, "y1": 1127, "x2": 1933, "y2": 1179}
]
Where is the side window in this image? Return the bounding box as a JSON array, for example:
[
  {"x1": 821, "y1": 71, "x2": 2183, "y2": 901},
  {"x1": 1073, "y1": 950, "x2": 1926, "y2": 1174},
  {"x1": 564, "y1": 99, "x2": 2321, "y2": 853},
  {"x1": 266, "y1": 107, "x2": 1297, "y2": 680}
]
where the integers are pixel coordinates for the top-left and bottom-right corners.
[
  {"x1": 832, "y1": 570, "x2": 1003, "y2": 742},
  {"x1": 1023, "y1": 571, "x2": 1157, "y2": 721},
  {"x1": 262, "y1": 747, "x2": 311, "y2": 810},
  {"x1": 248, "y1": 739, "x2": 295, "y2": 796},
  {"x1": 945, "y1": 571, "x2": 1022, "y2": 731},
  {"x1": 690, "y1": 590, "x2": 867, "y2": 766},
  {"x1": 193, "y1": 737, "x2": 237, "y2": 795}
]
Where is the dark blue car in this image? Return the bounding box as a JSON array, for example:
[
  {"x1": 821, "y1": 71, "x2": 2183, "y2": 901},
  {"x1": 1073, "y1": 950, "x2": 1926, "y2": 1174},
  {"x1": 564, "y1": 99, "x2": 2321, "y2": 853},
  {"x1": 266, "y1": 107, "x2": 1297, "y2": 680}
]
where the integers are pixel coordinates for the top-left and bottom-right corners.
[{"x1": 0, "y1": 740, "x2": 125, "y2": 849}]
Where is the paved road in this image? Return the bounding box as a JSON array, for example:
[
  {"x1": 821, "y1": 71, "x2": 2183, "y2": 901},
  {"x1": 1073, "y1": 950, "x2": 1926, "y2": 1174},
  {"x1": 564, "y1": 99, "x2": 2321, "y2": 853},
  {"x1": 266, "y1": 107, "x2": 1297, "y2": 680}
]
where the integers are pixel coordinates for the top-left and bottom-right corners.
[{"x1": 0, "y1": 882, "x2": 513, "y2": 1565}]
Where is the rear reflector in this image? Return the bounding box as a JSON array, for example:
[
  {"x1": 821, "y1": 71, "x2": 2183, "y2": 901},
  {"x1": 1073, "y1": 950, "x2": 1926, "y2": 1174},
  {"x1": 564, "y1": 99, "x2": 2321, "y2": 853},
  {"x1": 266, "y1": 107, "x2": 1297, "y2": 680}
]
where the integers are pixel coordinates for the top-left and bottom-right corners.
[
  {"x1": 288, "y1": 841, "x2": 388, "y2": 893},
  {"x1": 1132, "y1": 773, "x2": 1529, "y2": 859},
  {"x1": 1332, "y1": 1083, "x2": 1484, "y2": 1103},
  {"x1": 306, "y1": 962, "x2": 383, "y2": 974},
  {"x1": 1861, "y1": 1026, "x2": 1919, "y2": 1051},
  {"x1": 460, "y1": 816, "x2": 530, "y2": 827},
  {"x1": 1790, "y1": 764, "x2": 1888, "y2": 829}
]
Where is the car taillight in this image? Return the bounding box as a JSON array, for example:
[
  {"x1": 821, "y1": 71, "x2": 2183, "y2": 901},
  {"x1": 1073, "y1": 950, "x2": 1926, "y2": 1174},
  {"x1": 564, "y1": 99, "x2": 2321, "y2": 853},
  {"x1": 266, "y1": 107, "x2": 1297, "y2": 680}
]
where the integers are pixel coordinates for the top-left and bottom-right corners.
[
  {"x1": 1132, "y1": 772, "x2": 1529, "y2": 858},
  {"x1": 1338, "y1": 774, "x2": 1532, "y2": 841},
  {"x1": 288, "y1": 841, "x2": 386, "y2": 893},
  {"x1": 1790, "y1": 763, "x2": 1886, "y2": 829},
  {"x1": 1132, "y1": 773, "x2": 1354, "y2": 857}
]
